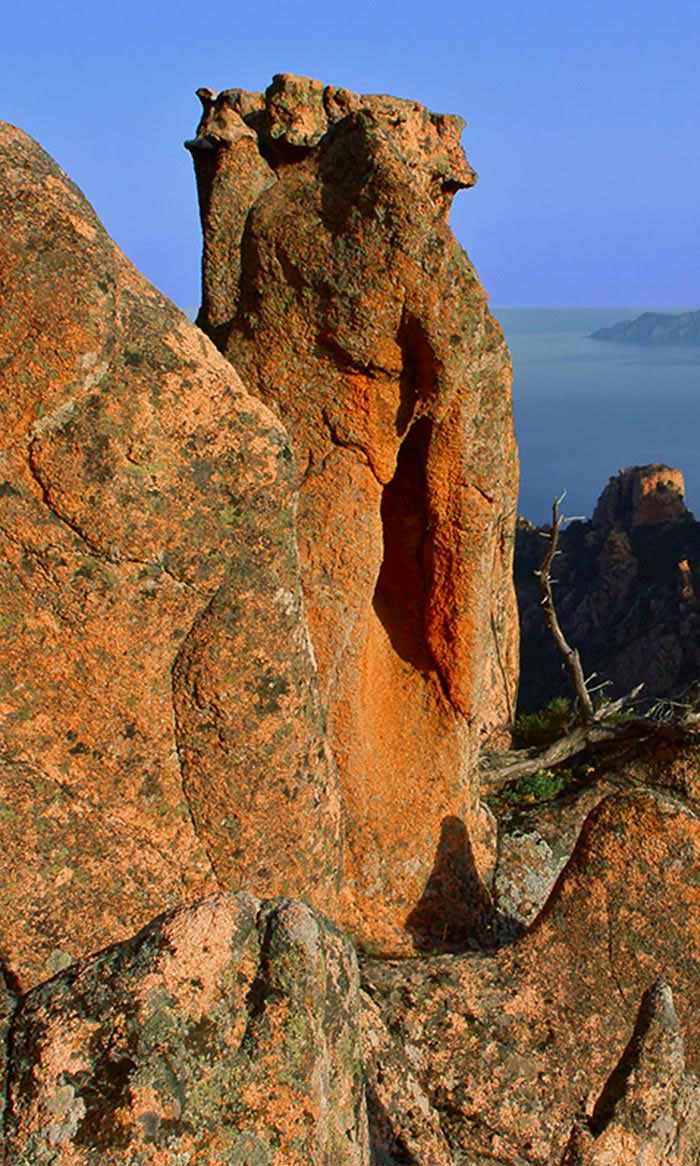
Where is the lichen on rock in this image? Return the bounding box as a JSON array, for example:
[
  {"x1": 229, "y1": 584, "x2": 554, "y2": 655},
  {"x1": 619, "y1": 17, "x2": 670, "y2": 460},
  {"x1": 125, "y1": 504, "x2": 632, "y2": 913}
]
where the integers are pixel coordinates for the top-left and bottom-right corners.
[
  {"x1": 4, "y1": 894, "x2": 368, "y2": 1165},
  {"x1": 0, "y1": 120, "x2": 341, "y2": 991},
  {"x1": 188, "y1": 73, "x2": 519, "y2": 954}
]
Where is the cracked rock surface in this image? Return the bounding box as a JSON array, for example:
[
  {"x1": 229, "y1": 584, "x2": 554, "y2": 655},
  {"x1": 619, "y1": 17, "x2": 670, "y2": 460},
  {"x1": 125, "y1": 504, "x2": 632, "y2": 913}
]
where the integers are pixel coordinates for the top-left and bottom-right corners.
[
  {"x1": 0, "y1": 121, "x2": 341, "y2": 990},
  {"x1": 189, "y1": 73, "x2": 519, "y2": 953}
]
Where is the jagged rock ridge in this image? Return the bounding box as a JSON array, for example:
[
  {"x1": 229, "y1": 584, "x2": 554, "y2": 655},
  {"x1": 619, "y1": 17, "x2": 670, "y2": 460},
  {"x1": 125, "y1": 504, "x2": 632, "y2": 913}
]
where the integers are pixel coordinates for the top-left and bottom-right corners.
[{"x1": 517, "y1": 464, "x2": 700, "y2": 712}]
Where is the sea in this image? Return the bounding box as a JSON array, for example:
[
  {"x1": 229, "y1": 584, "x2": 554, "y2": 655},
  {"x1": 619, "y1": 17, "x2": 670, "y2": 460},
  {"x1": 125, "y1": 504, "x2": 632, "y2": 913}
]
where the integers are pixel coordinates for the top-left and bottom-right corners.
[
  {"x1": 185, "y1": 304, "x2": 700, "y2": 526},
  {"x1": 493, "y1": 308, "x2": 700, "y2": 525}
]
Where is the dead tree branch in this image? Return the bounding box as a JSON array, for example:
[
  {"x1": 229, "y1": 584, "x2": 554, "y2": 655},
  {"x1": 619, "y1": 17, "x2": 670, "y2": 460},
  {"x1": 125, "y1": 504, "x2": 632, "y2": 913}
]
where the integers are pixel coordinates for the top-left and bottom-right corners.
[
  {"x1": 480, "y1": 718, "x2": 650, "y2": 790},
  {"x1": 480, "y1": 716, "x2": 700, "y2": 792},
  {"x1": 536, "y1": 493, "x2": 595, "y2": 724},
  {"x1": 479, "y1": 493, "x2": 661, "y2": 794}
]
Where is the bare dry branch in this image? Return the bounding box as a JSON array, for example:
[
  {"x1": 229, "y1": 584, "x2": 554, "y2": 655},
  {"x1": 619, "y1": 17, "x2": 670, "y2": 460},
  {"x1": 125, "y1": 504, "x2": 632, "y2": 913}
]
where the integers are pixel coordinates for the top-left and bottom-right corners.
[
  {"x1": 536, "y1": 495, "x2": 595, "y2": 724},
  {"x1": 480, "y1": 716, "x2": 698, "y2": 792}
]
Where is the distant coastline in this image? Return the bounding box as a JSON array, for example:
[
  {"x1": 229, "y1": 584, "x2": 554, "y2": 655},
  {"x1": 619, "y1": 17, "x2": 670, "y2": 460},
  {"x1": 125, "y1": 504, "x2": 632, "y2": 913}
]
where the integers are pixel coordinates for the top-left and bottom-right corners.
[
  {"x1": 590, "y1": 309, "x2": 700, "y2": 345},
  {"x1": 493, "y1": 308, "x2": 700, "y2": 525}
]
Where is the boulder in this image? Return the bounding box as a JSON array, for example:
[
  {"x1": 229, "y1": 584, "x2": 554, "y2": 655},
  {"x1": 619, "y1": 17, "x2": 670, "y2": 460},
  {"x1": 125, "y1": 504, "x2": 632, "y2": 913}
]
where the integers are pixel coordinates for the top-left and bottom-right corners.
[
  {"x1": 4, "y1": 894, "x2": 368, "y2": 1165},
  {"x1": 188, "y1": 74, "x2": 519, "y2": 952},
  {"x1": 0, "y1": 122, "x2": 341, "y2": 989}
]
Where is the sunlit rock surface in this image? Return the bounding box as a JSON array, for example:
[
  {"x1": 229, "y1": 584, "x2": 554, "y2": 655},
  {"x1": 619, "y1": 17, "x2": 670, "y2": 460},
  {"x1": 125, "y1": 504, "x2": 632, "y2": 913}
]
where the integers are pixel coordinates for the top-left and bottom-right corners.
[
  {"x1": 0, "y1": 121, "x2": 341, "y2": 990},
  {"x1": 188, "y1": 73, "x2": 519, "y2": 953}
]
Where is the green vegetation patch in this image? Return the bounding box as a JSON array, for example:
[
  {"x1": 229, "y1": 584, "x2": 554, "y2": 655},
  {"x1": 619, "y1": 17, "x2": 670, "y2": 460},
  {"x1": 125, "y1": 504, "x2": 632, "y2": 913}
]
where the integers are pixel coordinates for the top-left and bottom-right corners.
[
  {"x1": 512, "y1": 697, "x2": 573, "y2": 749},
  {"x1": 497, "y1": 767, "x2": 573, "y2": 807}
]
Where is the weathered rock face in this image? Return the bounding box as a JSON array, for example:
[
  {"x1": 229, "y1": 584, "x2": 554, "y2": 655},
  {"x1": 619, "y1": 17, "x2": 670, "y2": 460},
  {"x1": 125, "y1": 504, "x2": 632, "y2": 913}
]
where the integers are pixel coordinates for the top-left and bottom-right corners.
[
  {"x1": 0, "y1": 122, "x2": 341, "y2": 990},
  {"x1": 593, "y1": 464, "x2": 691, "y2": 531},
  {"x1": 4, "y1": 893, "x2": 368, "y2": 1165},
  {"x1": 561, "y1": 982, "x2": 700, "y2": 1166},
  {"x1": 4, "y1": 106, "x2": 700, "y2": 1166},
  {"x1": 491, "y1": 777, "x2": 619, "y2": 935},
  {"x1": 188, "y1": 74, "x2": 519, "y2": 952},
  {"x1": 363, "y1": 789, "x2": 700, "y2": 1164},
  {"x1": 516, "y1": 465, "x2": 700, "y2": 712}
]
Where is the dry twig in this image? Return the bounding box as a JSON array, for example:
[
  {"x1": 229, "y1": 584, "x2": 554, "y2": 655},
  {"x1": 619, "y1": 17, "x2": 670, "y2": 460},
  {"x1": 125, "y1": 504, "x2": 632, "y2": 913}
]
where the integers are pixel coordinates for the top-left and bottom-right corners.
[{"x1": 535, "y1": 493, "x2": 594, "y2": 724}]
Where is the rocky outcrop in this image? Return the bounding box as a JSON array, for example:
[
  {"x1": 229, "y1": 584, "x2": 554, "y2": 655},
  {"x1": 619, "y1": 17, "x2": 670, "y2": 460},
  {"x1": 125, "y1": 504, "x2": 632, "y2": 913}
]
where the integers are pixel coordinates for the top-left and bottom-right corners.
[
  {"x1": 188, "y1": 74, "x2": 519, "y2": 952},
  {"x1": 516, "y1": 465, "x2": 700, "y2": 712},
  {"x1": 5, "y1": 794, "x2": 700, "y2": 1166},
  {"x1": 592, "y1": 464, "x2": 691, "y2": 530},
  {"x1": 4, "y1": 103, "x2": 700, "y2": 1166},
  {"x1": 561, "y1": 982, "x2": 700, "y2": 1165},
  {"x1": 0, "y1": 122, "x2": 341, "y2": 990},
  {"x1": 3, "y1": 894, "x2": 368, "y2": 1165},
  {"x1": 491, "y1": 777, "x2": 619, "y2": 935},
  {"x1": 363, "y1": 789, "x2": 700, "y2": 1163},
  {"x1": 591, "y1": 309, "x2": 700, "y2": 345}
]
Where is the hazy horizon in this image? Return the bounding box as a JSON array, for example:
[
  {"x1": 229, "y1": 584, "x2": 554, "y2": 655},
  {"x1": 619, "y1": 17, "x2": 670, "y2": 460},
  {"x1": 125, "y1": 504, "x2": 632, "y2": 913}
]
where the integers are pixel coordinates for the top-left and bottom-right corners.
[{"x1": 494, "y1": 308, "x2": 700, "y2": 524}]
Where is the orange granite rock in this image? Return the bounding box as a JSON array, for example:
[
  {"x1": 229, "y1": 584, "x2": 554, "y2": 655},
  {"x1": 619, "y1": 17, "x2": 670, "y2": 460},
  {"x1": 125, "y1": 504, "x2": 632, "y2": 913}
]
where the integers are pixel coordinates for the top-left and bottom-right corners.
[
  {"x1": 188, "y1": 74, "x2": 519, "y2": 952},
  {"x1": 0, "y1": 123, "x2": 341, "y2": 990},
  {"x1": 560, "y1": 982, "x2": 700, "y2": 1165},
  {"x1": 4, "y1": 894, "x2": 368, "y2": 1165},
  {"x1": 592, "y1": 463, "x2": 691, "y2": 530},
  {"x1": 363, "y1": 789, "x2": 700, "y2": 1163}
]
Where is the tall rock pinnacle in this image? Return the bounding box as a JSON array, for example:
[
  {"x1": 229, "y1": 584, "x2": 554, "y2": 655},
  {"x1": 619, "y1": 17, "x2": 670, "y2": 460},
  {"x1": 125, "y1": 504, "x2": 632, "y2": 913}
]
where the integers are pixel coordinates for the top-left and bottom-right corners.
[{"x1": 188, "y1": 74, "x2": 519, "y2": 951}]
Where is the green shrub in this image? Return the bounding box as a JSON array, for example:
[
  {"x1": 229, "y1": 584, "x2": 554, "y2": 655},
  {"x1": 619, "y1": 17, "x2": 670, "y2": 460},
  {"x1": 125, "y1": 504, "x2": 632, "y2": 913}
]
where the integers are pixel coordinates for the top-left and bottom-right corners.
[
  {"x1": 512, "y1": 698, "x2": 573, "y2": 749},
  {"x1": 498, "y1": 767, "x2": 570, "y2": 806}
]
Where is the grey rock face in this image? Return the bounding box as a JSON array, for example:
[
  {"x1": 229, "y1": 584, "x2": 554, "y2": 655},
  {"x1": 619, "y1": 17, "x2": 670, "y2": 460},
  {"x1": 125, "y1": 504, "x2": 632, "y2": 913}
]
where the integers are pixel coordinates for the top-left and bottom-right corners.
[{"x1": 4, "y1": 894, "x2": 368, "y2": 1166}]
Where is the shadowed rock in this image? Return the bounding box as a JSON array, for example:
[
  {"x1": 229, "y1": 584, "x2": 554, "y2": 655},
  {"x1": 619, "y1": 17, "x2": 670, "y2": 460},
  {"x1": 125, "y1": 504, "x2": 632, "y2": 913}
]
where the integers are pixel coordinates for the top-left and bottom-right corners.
[
  {"x1": 516, "y1": 464, "x2": 700, "y2": 712},
  {"x1": 188, "y1": 74, "x2": 519, "y2": 952},
  {"x1": 561, "y1": 981, "x2": 700, "y2": 1164},
  {"x1": 362, "y1": 790, "x2": 700, "y2": 1163}
]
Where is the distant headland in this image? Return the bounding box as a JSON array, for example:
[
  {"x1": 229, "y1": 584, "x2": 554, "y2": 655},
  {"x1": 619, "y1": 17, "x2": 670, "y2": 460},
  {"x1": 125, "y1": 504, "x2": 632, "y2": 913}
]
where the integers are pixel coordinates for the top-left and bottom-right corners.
[{"x1": 590, "y1": 308, "x2": 700, "y2": 344}]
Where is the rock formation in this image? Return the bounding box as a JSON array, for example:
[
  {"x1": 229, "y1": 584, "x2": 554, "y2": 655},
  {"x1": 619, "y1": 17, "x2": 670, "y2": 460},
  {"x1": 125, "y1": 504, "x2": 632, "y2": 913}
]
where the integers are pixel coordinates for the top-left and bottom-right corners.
[
  {"x1": 516, "y1": 464, "x2": 700, "y2": 712},
  {"x1": 0, "y1": 121, "x2": 341, "y2": 990},
  {"x1": 3, "y1": 894, "x2": 368, "y2": 1165},
  {"x1": 187, "y1": 74, "x2": 519, "y2": 952},
  {"x1": 4, "y1": 86, "x2": 700, "y2": 1166},
  {"x1": 561, "y1": 982, "x2": 700, "y2": 1165},
  {"x1": 592, "y1": 463, "x2": 690, "y2": 530},
  {"x1": 363, "y1": 789, "x2": 700, "y2": 1163}
]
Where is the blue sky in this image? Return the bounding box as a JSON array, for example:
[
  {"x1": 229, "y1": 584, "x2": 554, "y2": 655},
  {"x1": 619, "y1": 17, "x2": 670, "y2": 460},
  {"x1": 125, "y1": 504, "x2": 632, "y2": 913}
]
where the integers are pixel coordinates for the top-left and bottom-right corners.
[{"x1": 3, "y1": 0, "x2": 699, "y2": 308}]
